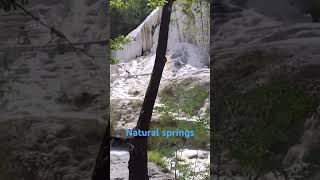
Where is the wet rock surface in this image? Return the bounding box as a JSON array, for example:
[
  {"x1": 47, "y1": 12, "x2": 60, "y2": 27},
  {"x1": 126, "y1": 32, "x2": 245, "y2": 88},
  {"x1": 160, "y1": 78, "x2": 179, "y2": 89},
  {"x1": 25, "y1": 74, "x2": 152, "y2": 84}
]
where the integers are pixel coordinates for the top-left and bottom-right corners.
[
  {"x1": 211, "y1": 1, "x2": 320, "y2": 180},
  {"x1": 0, "y1": 0, "x2": 108, "y2": 179}
]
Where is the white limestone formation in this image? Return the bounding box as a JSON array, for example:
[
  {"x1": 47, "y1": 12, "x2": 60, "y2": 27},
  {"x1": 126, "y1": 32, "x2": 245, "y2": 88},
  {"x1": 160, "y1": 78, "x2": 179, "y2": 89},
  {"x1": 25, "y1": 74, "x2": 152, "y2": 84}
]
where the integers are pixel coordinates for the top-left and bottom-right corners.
[{"x1": 113, "y1": 0, "x2": 210, "y2": 68}]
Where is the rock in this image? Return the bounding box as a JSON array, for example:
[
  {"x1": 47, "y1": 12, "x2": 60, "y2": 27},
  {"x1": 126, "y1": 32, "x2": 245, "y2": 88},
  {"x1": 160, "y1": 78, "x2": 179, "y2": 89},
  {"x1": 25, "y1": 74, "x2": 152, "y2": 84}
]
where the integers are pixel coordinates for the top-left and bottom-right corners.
[
  {"x1": 212, "y1": 0, "x2": 243, "y2": 31},
  {"x1": 53, "y1": 145, "x2": 72, "y2": 155},
  {"x1": 0, "y1": 4, "x2": 107, "y2": 171},
  {"x1": 114, "y1": 0, "x2": 209, "y2": 65},
  {"x1": 61, "y1": 174, "x2": 80, "y2": 180},
  {"x1": 178, "y1": 149, "x2": 209, "y2": 160},
  {"x1": 198, "y1": 97, "x2": 210, "y2": 116},
  {"x1": 212, "y1": 1, "x2": 320, "y2": 179}
]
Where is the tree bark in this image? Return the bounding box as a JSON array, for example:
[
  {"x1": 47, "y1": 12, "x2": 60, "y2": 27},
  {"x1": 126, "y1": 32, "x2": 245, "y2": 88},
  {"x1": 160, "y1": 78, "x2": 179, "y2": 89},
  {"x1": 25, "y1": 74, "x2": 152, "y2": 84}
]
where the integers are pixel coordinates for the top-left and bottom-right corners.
[{"x1": 128, "y1": 1, "x2": 175, "y2": 179}]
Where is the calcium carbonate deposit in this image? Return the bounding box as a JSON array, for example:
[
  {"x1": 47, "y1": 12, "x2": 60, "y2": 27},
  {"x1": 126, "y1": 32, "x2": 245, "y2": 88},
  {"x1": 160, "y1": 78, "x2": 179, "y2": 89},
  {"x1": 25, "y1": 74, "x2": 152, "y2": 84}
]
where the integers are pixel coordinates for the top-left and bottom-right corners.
[{"x1": 110, "y1": 1, "x2": 210, "y2": 179}]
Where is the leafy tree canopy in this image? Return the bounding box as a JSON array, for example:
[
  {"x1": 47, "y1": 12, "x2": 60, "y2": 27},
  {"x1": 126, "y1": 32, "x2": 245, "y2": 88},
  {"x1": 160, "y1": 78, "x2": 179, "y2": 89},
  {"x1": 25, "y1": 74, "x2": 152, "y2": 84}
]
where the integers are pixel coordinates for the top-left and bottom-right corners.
[{"x1": 110, "y1": 0, "x2": 168, "y2": 9}]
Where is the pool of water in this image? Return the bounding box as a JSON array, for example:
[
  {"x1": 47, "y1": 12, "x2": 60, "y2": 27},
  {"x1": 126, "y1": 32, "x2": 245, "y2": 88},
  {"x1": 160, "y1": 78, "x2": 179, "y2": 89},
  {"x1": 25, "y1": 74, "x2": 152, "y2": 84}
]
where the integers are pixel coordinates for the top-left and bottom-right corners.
[{"x1": 110, "y1": 147, "x2": 129, "y2": 156}]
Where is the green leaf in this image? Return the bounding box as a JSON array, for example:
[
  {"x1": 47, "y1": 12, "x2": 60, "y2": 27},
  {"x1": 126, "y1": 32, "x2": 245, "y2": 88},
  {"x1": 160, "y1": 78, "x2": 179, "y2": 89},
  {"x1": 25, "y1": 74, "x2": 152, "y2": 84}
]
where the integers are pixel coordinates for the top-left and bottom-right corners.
[
  {"x1": 110, "y1": 35, "x2": 131, "y2": 64},
  {"x1": 110, "y1": 0, "x2": 129, "y2": 10},
  {"x1": 147, "y1": 0, "x2": 167, "y2": 8},
  {"x1": 110, "y1": 35, "x2": 132, "y2": 51}
]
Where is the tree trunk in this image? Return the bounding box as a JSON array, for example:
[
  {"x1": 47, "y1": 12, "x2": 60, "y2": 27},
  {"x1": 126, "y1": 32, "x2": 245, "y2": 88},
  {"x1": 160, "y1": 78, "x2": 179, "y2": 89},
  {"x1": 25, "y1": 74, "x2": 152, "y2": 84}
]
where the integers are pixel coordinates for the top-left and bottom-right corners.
[
  {"x1": 128, "y1": 1, "x2": 175, "y2": 179},
  {"x1": 91, "y1": 122, "x2": 110, "y2": 180}
]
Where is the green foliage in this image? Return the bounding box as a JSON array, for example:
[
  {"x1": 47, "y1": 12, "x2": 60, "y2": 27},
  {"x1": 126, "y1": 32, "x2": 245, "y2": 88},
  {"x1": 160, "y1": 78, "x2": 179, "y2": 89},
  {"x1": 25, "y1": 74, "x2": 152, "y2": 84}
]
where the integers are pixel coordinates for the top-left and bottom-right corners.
[
  {"x1": 178, "y1": 86, "x2": 209, "y2": 116},
  {"x1": 0, "y1": 0, "x2": 28, "y2": 11},
  {"x1": 175, "y1": 158, "x2": 209, "y2": 179},
  {"x1": 179, "y1": 0, "x2": 197, "y2": 13},
  {"x1": 150, "y1": 84, "x2": 210, "y2": 152},
  {"x1": 110, "y1": 35, "x2": 131, "y2": 64},
  {"x1": 176, "y1": 161, "x2": 210, "y2": 180},
  {"x1": 110, "y1": 0, "x2": 129, "y2": 10},
  {"x1": 110, "y1": 0, "x2": 201, "y2": 11},
  {"x1": 110, "y1": 56, "x2": 118, "y2": 64},
  {"x1": 149, "y1": 112, "x2": 209, "y2": 150},
  {"x1": 111, "y1": 0, "x2": 168, "y2": 10},
  {"x1": 148, "y1": 151, "x2": 167, "y2": 168},
  {"x1": 110, "y1": 0, "x2": 152, "y2": 38},
  {"x1": 176, "y1": 162, "x2": 194, "y2": 179},
  {"x1": 110, "y1": 35, "x2": 132, "y2": 51},
  {"x1": 148, "y1": 84, "x2": 210, "y2": 178},
  {"x1": 159, "y1": 85, "x2": 209, "y2": 117},
  {"x1": 147, "y1": 0, "x2": 167, "y2": 9}
]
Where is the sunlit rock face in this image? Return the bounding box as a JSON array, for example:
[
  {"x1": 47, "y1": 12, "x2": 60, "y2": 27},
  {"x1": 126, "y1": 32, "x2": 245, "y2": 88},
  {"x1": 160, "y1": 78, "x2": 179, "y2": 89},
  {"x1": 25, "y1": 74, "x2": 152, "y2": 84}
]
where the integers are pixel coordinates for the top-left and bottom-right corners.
[
  {"x1": 110, "y1": 0, "x2": 210, "y2": 137},
  {"x1": 113, "y1": 0, "x2": 210, "y2": 68},
  {"x1": 110, "y1": 3, "x2": 210, "y2": 178},
  {"x1": 111, "y1": 1, "x2": 210, "y2": 131}
]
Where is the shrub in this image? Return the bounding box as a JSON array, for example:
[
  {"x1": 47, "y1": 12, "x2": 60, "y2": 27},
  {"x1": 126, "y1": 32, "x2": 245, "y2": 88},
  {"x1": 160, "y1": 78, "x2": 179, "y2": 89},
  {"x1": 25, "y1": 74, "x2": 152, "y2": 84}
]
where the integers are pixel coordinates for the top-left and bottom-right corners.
[
  {"x1": 159, "y1": 85, "x2": 209, "y2": 117},
  {"x1": 148, "y1": 151, "x2": 167, "y2": 168}
]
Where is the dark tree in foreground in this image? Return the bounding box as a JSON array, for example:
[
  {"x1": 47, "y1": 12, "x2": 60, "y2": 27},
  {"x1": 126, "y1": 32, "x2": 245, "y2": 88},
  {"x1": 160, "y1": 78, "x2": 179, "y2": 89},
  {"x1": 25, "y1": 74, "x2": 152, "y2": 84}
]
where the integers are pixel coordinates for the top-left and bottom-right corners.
[{"x1": 128, "y1": 0, "x2": 175, "y2": 179}]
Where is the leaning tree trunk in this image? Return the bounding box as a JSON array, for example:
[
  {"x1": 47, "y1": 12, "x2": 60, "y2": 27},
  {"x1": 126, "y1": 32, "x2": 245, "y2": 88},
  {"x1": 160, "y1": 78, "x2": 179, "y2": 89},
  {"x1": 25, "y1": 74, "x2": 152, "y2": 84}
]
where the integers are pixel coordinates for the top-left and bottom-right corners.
[{"x1": 128, "y1": 0, "x2": 175, "y2": 179}]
